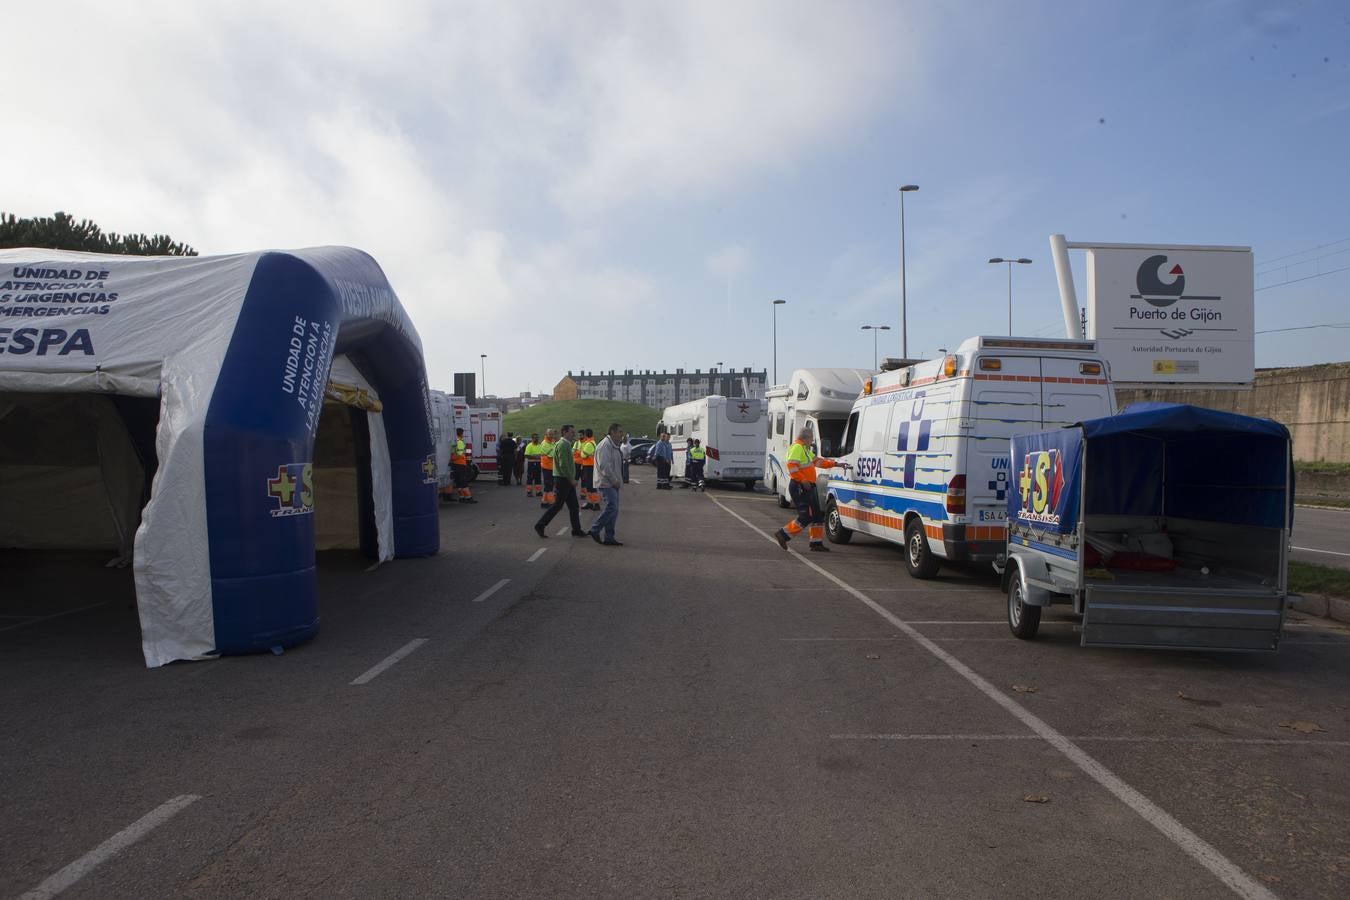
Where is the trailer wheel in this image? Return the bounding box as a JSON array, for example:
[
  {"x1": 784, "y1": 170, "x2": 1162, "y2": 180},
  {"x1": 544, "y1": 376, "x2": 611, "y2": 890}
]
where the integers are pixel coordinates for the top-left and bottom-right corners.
[
  {"x1": 904, "y1": 519, "x2": 940, "y2": 579},
  {"x1": 825, "y1": 498, "x2": 852, "y2": 544},
  {"x1": 1007, "y1": 575, "x2": 1042, "y2": 640}
]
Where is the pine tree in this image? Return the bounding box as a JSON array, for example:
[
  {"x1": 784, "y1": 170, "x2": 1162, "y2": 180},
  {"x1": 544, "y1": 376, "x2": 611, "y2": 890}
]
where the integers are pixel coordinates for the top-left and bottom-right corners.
[{"x1": 0, "y1": 211, "x2": 197, "y2": 256}]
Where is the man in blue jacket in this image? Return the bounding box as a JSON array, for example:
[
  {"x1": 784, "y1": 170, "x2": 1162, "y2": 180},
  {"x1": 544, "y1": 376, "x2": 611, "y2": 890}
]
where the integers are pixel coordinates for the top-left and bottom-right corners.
[{"x1": 648, "y1": 432, "x2": 674, "y2": 490}]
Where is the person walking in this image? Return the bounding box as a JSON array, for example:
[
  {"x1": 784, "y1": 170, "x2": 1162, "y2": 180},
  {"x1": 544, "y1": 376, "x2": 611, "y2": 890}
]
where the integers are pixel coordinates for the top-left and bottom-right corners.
[
  {"x1": 775, "y1": 426, "x2": 847, "y2": 552},
  {"x1": 452, "y1": 427, "x2": 477, "y2": 504},
  {"x1": 649, "y1": 432, "x2": 673, "y2": 489},
  {"x1": 688, "y1": 438, "x2": 707, "y2": 491},
  {"x1": 513, "y1": 435, "x2": 526, "y2": 485},
  {"x1": 619, "y1": 434, "x2": 633, "y2": 484},
  {"x1": 523, "y1": 432, "x2": 544, "y2": 499},
  {"x1": 539, "y1": 429, "x2": 556, "y2": 508},
  {"x1": 535, "y1": 425, "x2": 584, "y2": 538},
  {"x1": 588, "y1": 422, "x2": 625, "y2": 546},
  {"x1": 497, "y1": 433, "x2": 516, "y2": 487}
]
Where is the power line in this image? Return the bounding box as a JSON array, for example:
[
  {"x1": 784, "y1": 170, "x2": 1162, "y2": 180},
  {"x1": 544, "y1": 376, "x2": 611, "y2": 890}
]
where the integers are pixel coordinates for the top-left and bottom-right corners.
[
  {"x1": 1256, "y1": 321, "x2": 1350, "y2": 335},
  {"x1": 1255, "y1": 263, "x2": 1350, "y2": 291},
  {"x1": 1256, "y1": 236, "x2": 1350, "y2": 270}
]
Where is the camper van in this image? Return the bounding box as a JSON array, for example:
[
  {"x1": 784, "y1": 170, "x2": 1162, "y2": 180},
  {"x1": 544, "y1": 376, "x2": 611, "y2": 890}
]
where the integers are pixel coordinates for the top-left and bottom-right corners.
[
  {"x1": 823, "y1": 337, "x2": 1115, "y2": 578},
  {"x1": 660, "y1": 395, "x2": 765, "y2": 489},
  {"x1": 469, "y1": 407, "x2": 501, "y2": 476},
  {"x1": 765, "y1": 368, "x2": 871, "y2": 508}
]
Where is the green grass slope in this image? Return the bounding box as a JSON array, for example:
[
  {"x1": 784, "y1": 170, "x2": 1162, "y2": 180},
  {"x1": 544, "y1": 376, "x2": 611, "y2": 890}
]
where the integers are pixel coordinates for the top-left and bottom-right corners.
[{"x1": 503, "y1": 399, "x2": 662, "y2": 441}]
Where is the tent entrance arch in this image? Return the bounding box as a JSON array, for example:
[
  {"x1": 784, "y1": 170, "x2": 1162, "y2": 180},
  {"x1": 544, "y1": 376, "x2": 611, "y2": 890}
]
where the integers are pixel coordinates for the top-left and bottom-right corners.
[{"x1": 0, "y1": 247, "x2": 439, "y2": 667}]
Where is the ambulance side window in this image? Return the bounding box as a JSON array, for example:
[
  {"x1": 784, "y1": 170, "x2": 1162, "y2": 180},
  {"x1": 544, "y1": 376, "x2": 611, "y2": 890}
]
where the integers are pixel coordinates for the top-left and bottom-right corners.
[
  {"x1": 775, "y1": 413, "x2": 785, "y2": 436},
  {"x1": 839, "y1": 411, "x2": 860, "y2": 456}
]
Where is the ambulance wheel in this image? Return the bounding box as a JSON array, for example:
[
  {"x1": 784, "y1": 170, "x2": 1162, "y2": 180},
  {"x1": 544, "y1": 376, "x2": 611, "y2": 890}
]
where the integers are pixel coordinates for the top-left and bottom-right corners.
[
  {"x1": 904, "y1": 519, "x2": 940, "y2": 579},
  {"x1": 1008, "y1": 576, "x2": 1042, "y2": 639},
  {"x1": 825, "y1": 498, "x2": 852, "y2": 544},
  {"x1": 777, "y1": 493, "x2": 791, "y2": 509},
  {"x1": 469, "y1": 464, "x2": 480, "y2": 483}
]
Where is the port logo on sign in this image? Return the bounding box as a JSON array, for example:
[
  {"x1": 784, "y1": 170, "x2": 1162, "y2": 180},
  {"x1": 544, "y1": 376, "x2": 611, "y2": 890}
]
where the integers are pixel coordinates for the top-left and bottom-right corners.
[{"x1": 1130, "y1": 254, "x2": 1222, "y2": 309}]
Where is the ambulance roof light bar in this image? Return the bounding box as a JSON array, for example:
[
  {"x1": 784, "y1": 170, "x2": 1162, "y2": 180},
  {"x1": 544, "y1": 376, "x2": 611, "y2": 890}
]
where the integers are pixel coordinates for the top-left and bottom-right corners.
[{"x1": 979, "y1": 337, "x2": 1097, "y2": 351}]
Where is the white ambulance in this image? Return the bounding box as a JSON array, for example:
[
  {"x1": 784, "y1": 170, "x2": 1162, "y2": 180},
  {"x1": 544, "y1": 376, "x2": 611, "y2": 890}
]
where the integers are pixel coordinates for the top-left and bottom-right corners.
[
  {"x1": 823, "y1": 337, "x2": 1115, "y2": 578},
  {"x1": 469, "y1": 407, "x2": 501, "y2": 477},
  {"x1": 659, "y1": 395, "x2": 766, "y2": 489},
  {"x1": 765, "y1": 368, "x2": 871, "y2": 508},
  {"x1": 429, "y1": 391, "x2": 474, "y2": 494}
]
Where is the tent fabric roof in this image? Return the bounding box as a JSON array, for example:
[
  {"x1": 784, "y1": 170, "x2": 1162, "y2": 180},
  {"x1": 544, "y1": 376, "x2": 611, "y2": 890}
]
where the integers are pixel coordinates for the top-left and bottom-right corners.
[{"x1": 1080, "y1": 402, "x2": 1290, "y2": 441}]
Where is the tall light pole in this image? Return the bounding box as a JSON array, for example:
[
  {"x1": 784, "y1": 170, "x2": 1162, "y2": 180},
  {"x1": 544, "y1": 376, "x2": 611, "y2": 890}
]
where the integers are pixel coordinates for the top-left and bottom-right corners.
[
  {"x1": 771, "y1": 299, "x2": 786, "y2": 384},
  {"x1": 988, "y1": 257, "x2": 1032, "y2": 335},
  {"x1": 480, "y1": 353, "x2": 487, "y2": 399},
  {"x1": 860, "y1": 324, "x2": 891, "y2": 370},
  {"x1": 899, "y1": 184, "x2": 919, "y2": 359}
]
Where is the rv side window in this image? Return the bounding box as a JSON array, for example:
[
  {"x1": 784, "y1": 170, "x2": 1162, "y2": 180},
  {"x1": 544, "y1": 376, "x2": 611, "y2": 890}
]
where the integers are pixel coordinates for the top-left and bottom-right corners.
[{"x1": 839, "y1": 411, "x2": 860, "y2": 456}]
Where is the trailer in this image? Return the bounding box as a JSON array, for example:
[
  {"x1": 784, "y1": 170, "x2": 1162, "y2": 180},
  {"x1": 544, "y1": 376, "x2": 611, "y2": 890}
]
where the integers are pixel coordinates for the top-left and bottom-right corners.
[
  {"x1": 997, "y1": 403, "x2": 1292, "y2": 652},
  {"x1": 660, "y1": 395, "x2": 766, "y2": 489}
]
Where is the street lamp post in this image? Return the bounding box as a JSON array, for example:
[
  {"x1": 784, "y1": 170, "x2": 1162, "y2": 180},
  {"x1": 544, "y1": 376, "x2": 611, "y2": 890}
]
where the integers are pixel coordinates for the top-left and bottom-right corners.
[
  {"x1": 860, "y1": 324, "x2": 892, "y2": 370},
  {"x1": 480, "y1": 353, "x2": 487, "y2": 399},
  {"x1": 988, "y1": 257, "x2": 1032, "y2": 335},
  {"x1": 771, "y1": 299, "x2": 786, "y2": 384},
  {"x1": 899, "y1": 184, "x2": 919, "y2": 358}
]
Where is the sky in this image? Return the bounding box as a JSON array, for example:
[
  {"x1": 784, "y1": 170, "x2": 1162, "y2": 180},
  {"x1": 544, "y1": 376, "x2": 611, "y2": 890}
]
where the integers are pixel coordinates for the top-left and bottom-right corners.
[{"x1": 3, "y1": 0, "x2": 1348, "y2": 397}]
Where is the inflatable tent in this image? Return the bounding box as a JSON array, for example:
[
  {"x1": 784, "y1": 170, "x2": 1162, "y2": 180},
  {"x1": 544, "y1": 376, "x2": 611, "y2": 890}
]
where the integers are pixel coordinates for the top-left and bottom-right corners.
[{"x1": 0, "y1": 247, "x2": 439, "y2": 666}]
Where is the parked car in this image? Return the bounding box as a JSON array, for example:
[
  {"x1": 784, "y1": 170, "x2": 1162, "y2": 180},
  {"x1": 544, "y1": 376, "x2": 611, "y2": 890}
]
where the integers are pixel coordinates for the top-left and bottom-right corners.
[{"x1": 627, "y1": 440, "x2": 654, "y2": 464}]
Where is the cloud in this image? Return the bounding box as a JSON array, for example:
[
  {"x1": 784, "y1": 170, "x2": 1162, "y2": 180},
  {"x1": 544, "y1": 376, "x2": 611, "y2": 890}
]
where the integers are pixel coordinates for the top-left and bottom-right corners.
[{"x1": 0, "y1": 0, "x2": 915, "y2": 392}]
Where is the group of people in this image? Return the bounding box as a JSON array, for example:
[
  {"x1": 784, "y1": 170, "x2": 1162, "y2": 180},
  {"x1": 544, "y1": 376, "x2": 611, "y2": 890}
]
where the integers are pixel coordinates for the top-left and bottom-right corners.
[
  {"x1": 467, "y1": 422, "x2": 846, "y2": 553},
  {"x1": 533, "y1": 423, "x2": 626, "y2": 546}
]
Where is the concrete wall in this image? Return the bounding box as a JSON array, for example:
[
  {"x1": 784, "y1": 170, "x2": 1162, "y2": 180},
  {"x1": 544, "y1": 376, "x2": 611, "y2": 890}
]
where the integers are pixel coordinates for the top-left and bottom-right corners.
[{"x1": 1117, "y1": 362, "x2": 1350, "y2": 463}]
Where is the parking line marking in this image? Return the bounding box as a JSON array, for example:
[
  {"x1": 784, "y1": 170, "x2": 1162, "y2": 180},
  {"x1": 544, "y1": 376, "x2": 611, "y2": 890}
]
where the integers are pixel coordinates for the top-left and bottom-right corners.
[
  {"x1": 19, "y1": 794, "x2": 201, "y2": 900},
  {"x1": 1292, "y1": 545, "x2": 1350, "y2": 558},
  {"x1": 527, "y1": 548, "x2": 547, "y2": 563},
  {"x1": 350, "y1": 638, "x2": 429, "y2": 685},
  {"x1": 556, "y1": 526, "x2": 570, "y2": 536},
  {"x1": 708, "y1": 493, "x2": 1276, "y2": 900},
  {"x1": 0, "y1": 601, "x2": 112, "y2": 634},
  {"x1": 832, "y1": 733, "x2": 1350, "y2": 746},
  {"x1": 471, "y1": 579, "x2": 510, "y2": 604}
]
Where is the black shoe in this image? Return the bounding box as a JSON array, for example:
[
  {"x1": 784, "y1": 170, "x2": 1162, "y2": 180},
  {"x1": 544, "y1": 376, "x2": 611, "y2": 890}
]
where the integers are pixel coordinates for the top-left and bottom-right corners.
[
  {"x1": 774, "y1": 530, "x2": 789, "y2": 551},
  {"x1": 590, "y1": 530, "x2": 602, "y2": 544},
  {"x1": 602, "y1": 540, "x2": 623, "y2": 546},
  {"x1": 571, "y1": 530, "x2": 587, "y2": 537},
  {"x1": 540, "y1": 503, "x2": 550, "y2": 508},
  {"x1": 465, "y1": 498, "x2": 478, "y2": 504},
  {"x1": 534, "y1": 524, "x2": 547, "y2": 538},
  {"x1": 809, "y1": 543, "x2": 831, "y2": 552}
]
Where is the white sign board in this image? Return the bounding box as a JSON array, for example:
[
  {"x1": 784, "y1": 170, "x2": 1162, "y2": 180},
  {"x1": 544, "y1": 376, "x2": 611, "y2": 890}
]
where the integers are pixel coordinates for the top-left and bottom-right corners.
[{"x1": 1087, "y1": 246, "x2": 1254, "y2": 386}]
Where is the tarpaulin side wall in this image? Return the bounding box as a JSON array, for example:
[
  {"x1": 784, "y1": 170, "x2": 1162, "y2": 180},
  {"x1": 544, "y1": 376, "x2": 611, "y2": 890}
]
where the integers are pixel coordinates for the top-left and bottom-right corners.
[
  {"x1": 1079, "y1": 403, "x2": 1291, "y2": 529},
  {"x1": 0, "y1": 247, "x2": 437, "y2": 666}
]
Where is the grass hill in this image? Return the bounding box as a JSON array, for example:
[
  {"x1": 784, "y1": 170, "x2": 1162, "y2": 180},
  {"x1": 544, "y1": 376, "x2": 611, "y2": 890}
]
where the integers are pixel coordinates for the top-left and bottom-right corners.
[{"x1": 503, "y1": 399, "x2": 663, "y2": 441}]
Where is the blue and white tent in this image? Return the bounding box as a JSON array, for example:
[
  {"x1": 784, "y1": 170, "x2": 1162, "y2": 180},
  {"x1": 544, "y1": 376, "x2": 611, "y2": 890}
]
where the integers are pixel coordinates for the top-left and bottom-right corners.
[{"x1": 0, "y1": 247, "x2": 439, "y2": 666}]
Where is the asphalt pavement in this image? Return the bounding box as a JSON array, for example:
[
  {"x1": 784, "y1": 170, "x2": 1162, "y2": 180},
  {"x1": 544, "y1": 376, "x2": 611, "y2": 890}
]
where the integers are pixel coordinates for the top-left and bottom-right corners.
[
  {"x1": 1292, "y1": 506, "x2": 1350, "y2": 571},
  {"x1": 2, "y1": 473, "x2": 1349, "y2": 899}
]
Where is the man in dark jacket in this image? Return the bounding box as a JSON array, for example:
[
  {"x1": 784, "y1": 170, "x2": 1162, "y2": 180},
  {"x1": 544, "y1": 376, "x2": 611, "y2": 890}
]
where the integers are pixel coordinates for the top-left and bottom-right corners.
[{"x1": 498, "y1": 433, "x2": 517, "y2": 486}]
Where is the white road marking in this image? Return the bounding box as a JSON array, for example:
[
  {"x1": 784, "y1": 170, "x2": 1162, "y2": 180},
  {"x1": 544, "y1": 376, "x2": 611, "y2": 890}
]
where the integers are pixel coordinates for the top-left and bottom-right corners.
[
  {"x1": 1292, "y1": 545, "x2": 1350, "y2": 558},
  {"x1": 20, "y1": 794, "x2": 201, "y2": 900},
  {"x1": 350, "y1": 638, "x2": 429, "y2": 685},
  {"x1": 0, "y1": 601, "x2": 112, "y2": 634},
  {"x1": 471, "y1": 578, "x2": 510, "y2": 604},
  {"x1": 832, "y1": 733, "x2": 1350, "y2": 746},
  {"x1": 556, "y1": 526, "x2": 570, "y2": 536},
  {"x1": 527, "y1": 548, "x2": 548, "y2": 563},
  {"x1": 630, "y1": 478, "x2": 643, "y2": 484},
  {"x1": 708, "y1": 493, "x2": 1277, "y2": 900}
]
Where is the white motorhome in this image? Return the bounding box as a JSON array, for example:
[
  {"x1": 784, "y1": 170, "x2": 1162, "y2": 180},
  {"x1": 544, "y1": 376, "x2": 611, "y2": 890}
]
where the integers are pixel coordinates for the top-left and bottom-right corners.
[
  {"x1": 765, "y1": 368, "x2": 871, "y2": 507},
  {"x1": 659, "y1": 395, "x2": 766, "y2": 489},
  {"x1": 469, "y1": 407, "x2": 502, "y2": 476},
  {"x1": 823, "y1": 337, "x2": 1115, "y2": 578}
]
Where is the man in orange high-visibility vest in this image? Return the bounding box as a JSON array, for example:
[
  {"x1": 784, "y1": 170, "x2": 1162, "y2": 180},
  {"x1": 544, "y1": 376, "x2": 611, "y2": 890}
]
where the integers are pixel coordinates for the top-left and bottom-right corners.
[{"x1": 775, "y1": 427, "x2": 846, "y2": 552}]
